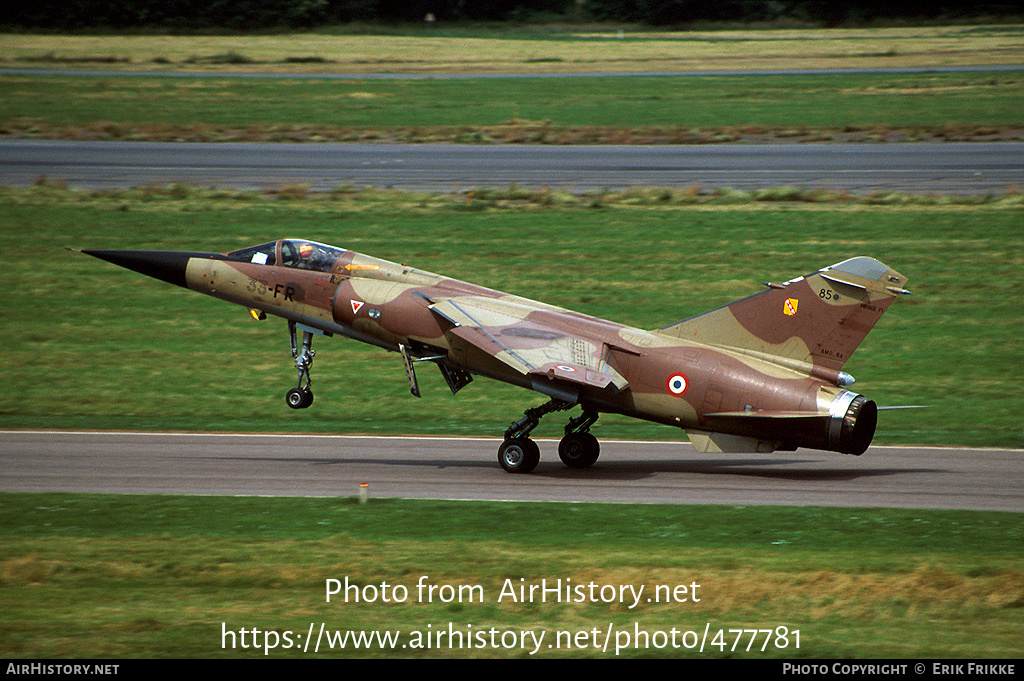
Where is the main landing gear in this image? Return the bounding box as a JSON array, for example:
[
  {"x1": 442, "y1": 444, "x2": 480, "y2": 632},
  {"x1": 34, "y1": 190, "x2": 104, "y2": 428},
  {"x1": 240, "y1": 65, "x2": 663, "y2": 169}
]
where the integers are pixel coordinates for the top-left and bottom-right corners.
[
  {"x1": 497, "y1": 399, "x2": 602, "y2": 474},
  {"x1": 285, "y1": 321, "x2": 316, "y2": 409}
]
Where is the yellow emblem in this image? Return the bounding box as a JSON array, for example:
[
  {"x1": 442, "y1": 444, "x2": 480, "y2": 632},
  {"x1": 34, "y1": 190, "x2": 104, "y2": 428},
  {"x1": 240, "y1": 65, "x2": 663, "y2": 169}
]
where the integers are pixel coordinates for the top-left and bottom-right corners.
[{"x1": 784, "y1": 298, "x2": 799, "y2": 316}]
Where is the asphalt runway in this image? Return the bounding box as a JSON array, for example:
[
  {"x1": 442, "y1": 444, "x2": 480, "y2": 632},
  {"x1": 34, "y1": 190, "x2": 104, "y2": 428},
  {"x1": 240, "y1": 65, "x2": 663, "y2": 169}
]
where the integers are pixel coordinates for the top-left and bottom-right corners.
[
  {"x1": 1, "y1": 431, "x2": 1021, "y2": 511},
  {"x1": 2, "y1": 140, "x2": 1021, "y2": 193}
]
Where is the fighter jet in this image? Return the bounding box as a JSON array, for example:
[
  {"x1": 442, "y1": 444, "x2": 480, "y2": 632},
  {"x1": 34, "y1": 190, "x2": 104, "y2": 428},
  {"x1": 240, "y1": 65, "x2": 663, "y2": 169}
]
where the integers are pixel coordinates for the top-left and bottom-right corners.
[{"x1": 80, "y1": 240, "x2": 910, "y2": 473}]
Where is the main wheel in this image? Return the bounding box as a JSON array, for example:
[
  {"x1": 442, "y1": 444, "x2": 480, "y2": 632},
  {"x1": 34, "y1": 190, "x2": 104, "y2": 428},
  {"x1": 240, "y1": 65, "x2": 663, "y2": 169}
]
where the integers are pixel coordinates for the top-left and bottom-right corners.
[
  {"x1": 558, "y1": 432, "x2": 600, "y2": 469},
  {"x1": 285, "y1": 388, "x2": 313, "y2": 409},
  {"x1": 497, "y1": 437, "x2": 540, "y2": 474}
]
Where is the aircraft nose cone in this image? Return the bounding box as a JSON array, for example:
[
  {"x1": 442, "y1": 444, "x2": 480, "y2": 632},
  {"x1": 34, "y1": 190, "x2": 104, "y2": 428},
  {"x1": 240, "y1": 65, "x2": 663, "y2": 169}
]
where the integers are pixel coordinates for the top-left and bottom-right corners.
[{"x1": 80, "y1": 249, "x2": 217, "y2": 288}]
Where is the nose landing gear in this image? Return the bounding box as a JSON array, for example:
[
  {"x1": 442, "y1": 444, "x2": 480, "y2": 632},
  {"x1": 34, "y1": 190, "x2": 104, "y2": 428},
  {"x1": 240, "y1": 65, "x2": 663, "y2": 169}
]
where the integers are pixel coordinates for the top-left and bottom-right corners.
[{"x1": 285, "y1": 321, "x2": 316, "y2": 409}]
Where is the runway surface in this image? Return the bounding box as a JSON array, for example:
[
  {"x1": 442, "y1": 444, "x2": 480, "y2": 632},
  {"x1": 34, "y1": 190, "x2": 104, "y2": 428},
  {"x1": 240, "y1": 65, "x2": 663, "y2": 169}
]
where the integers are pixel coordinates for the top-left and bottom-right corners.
[
  {"x1": 2, "y1": 140, "x2": 1021, "y2": 193},
  {"x1": 2, "y1": 431, "x2": 1021, "y2": 511}
]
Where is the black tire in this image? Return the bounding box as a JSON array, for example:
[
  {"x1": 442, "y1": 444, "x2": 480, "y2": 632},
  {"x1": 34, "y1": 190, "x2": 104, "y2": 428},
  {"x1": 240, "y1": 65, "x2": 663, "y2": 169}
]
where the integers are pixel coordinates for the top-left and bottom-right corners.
[
  {"x1": 558, "y1": 432, "x2": 600, "y2": 469},
  {"x1": 285, "y1": 388, "x2": 312, "y2": 409},
  {"x1": 497, "y1": 437, "x2": 540, "y2": 474}
]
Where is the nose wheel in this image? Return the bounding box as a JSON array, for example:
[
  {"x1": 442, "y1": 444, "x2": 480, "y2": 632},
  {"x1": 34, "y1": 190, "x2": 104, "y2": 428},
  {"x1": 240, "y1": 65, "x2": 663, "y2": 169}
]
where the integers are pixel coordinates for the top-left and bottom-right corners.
[
  {"x1": 285, "y1": 386, "x2": 314, "y2": 409},
  {"x1": 285, "y1": 321, "x2": 316, "y2": 409}
]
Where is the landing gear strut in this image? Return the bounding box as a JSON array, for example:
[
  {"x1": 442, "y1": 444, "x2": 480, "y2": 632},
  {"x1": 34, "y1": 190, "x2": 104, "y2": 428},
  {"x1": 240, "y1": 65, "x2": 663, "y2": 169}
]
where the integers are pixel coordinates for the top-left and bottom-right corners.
[
  {"x1": 285, "y1": 321, "x2": 315, "y2": 409},
  {"x1": 497, "y1": 399, "x2": 602, "y2": 473}
]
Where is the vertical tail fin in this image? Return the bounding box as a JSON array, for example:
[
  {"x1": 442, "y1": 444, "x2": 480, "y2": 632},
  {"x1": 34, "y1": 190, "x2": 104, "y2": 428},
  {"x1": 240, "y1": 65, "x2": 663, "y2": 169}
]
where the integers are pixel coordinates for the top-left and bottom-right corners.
[{"x1": 658, "y1": 257, "x2": 910, "y2": 371}]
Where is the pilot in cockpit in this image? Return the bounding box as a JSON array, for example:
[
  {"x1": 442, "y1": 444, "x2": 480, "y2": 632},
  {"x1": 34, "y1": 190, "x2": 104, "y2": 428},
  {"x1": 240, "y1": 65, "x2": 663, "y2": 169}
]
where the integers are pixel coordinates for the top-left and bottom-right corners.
[
  {"x1": 297, "y1": 242, "x2": 320, "y2": 270},
  {"x1": 294, "y1": 241, "x2": 345, "y2": 273}
]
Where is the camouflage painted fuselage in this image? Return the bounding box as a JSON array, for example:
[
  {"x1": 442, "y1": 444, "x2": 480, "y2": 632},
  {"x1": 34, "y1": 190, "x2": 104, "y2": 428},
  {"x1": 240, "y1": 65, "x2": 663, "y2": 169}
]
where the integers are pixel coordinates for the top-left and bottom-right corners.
[{"x1": 83, "y1": 241, "x2": 910, "y2": 457}]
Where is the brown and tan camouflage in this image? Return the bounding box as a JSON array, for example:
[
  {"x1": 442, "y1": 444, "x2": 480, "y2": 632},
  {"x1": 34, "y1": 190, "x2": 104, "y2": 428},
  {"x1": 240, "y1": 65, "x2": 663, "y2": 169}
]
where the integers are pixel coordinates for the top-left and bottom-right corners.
[{"x1": 82, "y1": 240, "x2": 910, "y2": 473}]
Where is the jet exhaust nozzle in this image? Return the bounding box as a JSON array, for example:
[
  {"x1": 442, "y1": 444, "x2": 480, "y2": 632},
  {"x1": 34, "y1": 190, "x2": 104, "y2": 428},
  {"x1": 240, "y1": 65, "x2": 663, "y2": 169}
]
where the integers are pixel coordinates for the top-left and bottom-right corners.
[{"x1": 829, "y1": 392, "x2": 877, "y2": 456}]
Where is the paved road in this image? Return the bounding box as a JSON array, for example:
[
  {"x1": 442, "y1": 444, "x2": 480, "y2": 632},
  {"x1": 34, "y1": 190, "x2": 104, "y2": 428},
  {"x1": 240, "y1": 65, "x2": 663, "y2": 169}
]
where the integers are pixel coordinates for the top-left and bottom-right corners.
[
  {"x1": 2, "y1": 140, "x2": 1021, "y2": 193},
  {"x1": 2, "y1": 431, "x2": 1021, "y2": 511}
]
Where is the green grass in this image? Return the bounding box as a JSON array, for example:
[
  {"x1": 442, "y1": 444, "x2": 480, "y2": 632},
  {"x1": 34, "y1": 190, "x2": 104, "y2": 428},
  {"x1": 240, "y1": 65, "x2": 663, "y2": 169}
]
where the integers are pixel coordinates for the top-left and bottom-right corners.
[
  {"x1": 0, "y1": 186, "x2": 1022, "y2": 448},
  {"x1": 1, "y1": 70, "x2": 1022, "y2": 142},
  {"x1": 2, "y1": 492, "x2": 1021, "y2": 658},
  {"x1": 9, "y1": 492, "x2": 1021, "y2": 551}
]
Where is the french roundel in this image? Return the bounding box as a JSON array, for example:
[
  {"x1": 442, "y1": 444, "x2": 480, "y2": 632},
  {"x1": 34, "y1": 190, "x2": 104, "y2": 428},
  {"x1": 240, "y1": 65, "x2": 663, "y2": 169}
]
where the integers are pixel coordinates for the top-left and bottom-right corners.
[{"x1": 666, "y1": 372, "x2": 689, "y2": 396}]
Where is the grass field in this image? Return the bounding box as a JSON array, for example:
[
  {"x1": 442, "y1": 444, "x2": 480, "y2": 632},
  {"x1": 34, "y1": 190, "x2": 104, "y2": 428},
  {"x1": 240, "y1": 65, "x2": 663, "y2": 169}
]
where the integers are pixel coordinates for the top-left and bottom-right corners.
[
  {"x1": 2, "y1": 70, "x2": 1022, "y2": 145},
  {"x1": 2, "y1": 492, "x2": 1021, "y2": 658}
]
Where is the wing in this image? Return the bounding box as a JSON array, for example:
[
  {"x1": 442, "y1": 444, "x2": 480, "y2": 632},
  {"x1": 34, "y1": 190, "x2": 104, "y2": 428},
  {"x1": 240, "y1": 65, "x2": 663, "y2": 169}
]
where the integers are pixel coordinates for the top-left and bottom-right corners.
[{"x1": 428, "y1": 296, "x2": 628, "y2": 393}]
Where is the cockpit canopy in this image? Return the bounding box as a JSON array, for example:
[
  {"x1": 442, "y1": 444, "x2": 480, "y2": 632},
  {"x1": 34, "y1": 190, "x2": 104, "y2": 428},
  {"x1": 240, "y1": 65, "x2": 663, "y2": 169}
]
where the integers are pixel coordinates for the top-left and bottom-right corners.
[{"x1": 225, "y1": 239, "x2": 346, "y2": 273}]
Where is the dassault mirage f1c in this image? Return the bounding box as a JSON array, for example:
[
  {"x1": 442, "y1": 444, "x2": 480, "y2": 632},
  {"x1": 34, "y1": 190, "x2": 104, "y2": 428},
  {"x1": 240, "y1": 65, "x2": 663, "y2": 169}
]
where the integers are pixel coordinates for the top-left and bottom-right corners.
[{"x1": 81, "y1": 240, "x2": 910, "y2": 473}]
